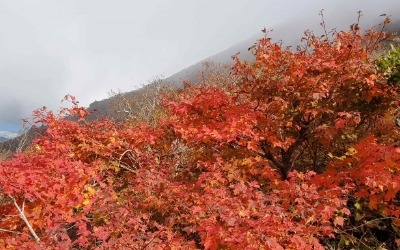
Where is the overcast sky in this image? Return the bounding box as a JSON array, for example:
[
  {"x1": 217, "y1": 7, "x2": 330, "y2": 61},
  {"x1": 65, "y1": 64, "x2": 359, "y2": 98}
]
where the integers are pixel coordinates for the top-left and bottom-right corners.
[{"x1": 1, "y1": 0, "x2": 399, "y2": 135}]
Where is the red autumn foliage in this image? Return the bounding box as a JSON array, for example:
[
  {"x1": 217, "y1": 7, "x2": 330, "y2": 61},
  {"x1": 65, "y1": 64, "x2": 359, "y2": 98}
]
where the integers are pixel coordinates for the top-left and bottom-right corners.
[{"x1": 1, "y1": 20, "x2": 400, "y2": 249}]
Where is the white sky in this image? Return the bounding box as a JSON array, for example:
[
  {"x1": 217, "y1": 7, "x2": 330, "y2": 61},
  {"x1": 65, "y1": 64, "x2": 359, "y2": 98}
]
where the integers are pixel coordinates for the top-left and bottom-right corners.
[{"x1": 0, "y1": 0, "x2": 399, "y2": 133}]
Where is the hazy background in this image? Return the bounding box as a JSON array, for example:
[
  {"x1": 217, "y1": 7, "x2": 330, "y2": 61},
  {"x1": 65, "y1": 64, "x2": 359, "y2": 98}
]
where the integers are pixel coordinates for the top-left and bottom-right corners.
[{"x1": 1, "y1": 0, "x2": 399, "y2": 136}]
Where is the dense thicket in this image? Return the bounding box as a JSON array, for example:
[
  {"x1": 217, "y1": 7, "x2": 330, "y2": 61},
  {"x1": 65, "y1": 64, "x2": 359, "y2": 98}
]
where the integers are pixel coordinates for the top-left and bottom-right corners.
[{"x1": 1, "y1": 18, "x2": 400, "y2": 249}]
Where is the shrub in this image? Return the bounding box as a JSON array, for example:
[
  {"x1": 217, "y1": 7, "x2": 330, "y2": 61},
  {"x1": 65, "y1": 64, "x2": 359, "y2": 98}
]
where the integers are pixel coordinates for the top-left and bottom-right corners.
[{"x1": 376, "y1": 44, "x2": 400, "y2": 86}]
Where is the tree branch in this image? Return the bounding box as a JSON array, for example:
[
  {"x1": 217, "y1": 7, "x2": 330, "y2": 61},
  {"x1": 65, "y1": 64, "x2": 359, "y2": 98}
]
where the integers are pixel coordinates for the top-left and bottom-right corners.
[
  {"x1": 0, "y1": 227, "x2": 23, "y2": 235},
  {"x1": 9, "y1": 195, "x2": 41, "y2": 243}
]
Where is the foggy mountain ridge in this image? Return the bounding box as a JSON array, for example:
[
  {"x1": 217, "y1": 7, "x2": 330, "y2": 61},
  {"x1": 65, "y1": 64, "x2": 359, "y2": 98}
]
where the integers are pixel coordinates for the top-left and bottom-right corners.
[
  {"x1": 85, "y1": 18, "x2": 400, "y2": 123},
  {"x1": 87, "y1": 12, "x2": 399, "y2": 118},
  {"x1": 164, "y1": 14, "x2": 400, "y2": 87}
]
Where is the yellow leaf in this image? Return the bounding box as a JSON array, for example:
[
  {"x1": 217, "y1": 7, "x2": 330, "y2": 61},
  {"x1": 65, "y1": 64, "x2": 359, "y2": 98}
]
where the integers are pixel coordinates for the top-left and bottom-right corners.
[
  {"x1": 238, "y1": 210, "x2": 249, "y2": 217},
  {"x1": 345, "y1": 147, "x2": 357, "y2": 156},
  {"x1": 305, "y1": 216, "x2": 314, "y2": 225},
  {"x1": 82, "y1": 199, "x2": 90, "y2": 206},
  {"x1": 86, "y1": 186, "x2": 95, "y2": 196}
]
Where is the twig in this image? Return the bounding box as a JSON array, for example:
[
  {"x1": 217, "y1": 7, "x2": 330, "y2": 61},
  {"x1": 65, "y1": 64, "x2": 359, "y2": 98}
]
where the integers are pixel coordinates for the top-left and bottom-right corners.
[
  {"x1": 319, "y1": 9, "x2": 329, "y2": 39},
  {"x1": 0, "y1": 227, "x2": 23, "y2": 234},
  {"x1": 335, "y1": 229, "x2": 374, "y2": 250},
  {"x1": 119, "y1": 163, "x2": 137, "y2": 173},
  {"x1": 9, "y1": 195, "x2": 41, "y2": 243},
  {"x1": 342, "y1": 216, "x2": 399, "y2": 232},
  {"x1": 117, "y1": 150, "x2": 138, "y2": 173},
  {"x1": 141, "y1": 229, "x2": 164, "y2": 250}
]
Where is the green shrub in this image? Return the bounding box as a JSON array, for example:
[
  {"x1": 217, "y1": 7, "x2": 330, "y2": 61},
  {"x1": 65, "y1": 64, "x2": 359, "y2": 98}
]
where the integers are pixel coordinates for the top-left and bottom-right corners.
[{"x1": 376, "y1": 44, "x2": 400, "y2": 86}]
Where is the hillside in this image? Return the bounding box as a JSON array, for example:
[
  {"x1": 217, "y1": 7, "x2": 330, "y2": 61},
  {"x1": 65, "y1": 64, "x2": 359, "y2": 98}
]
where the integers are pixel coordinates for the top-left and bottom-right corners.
[
  {"x1": 86, "y1": 16, "x2": 400, "y2": 120},
  {"x1": 163, "y1": 12, "x2": 400, "y2": 86}
]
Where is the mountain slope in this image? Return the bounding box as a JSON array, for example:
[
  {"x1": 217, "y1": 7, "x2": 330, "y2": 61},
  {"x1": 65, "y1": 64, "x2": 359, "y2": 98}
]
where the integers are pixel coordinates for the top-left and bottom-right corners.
[{"x1": 163, "y1": 11, "x2": 400, "y2": 87}]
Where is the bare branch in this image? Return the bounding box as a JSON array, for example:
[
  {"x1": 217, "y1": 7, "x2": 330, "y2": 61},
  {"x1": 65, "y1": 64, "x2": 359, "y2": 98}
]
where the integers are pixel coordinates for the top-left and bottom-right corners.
[
  {"x1": 0, "y1": 227, "x2": 23, "y2": 234},
  {"x1": 116, "y1": 150, "x2": 138, "y2": 173},
  {"x1": 9, "y1": 195, "x2": 41, "y2": 243}
]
